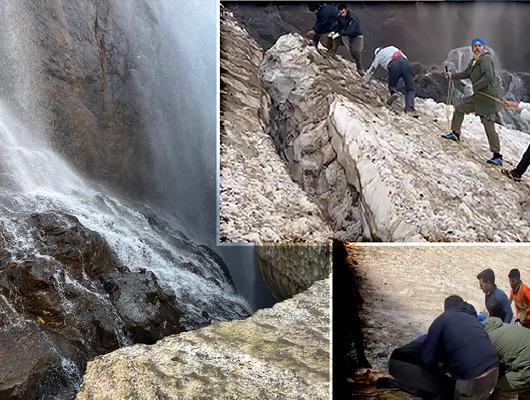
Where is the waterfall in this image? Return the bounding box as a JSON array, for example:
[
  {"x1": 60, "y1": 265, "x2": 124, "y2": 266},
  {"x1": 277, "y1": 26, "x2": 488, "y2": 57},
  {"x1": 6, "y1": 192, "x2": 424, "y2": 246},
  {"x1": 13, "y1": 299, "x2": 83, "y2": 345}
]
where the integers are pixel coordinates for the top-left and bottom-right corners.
[{"x1": 0, "y1": 99, "x2": 250, "y2": 328}]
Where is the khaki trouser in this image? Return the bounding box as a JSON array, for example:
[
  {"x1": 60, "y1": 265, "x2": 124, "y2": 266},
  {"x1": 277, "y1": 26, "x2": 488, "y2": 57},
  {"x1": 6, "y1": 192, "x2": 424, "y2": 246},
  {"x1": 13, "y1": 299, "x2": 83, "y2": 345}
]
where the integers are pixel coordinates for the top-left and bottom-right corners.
[
  {"x1": 451, "y1": 95, "x2": 501, "y2": 154},
  {"x1": 342, "y1": 35, "x2": 364, "y2": 72}
]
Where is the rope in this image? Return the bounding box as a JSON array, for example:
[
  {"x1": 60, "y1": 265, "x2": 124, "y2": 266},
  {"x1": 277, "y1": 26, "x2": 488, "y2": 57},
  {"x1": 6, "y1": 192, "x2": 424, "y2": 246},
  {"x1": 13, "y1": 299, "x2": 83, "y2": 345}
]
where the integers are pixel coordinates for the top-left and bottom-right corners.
[{"x1": 476, "y1": 90, "x2": 506, "y2": 106}]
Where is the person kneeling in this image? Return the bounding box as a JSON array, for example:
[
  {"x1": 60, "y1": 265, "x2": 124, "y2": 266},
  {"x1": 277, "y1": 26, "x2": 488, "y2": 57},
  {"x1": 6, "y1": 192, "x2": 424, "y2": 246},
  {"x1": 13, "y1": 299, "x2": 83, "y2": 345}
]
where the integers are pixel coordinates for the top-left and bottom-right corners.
[{"x1": 389, "y1": 295, "x2": 499, "y2": 399}]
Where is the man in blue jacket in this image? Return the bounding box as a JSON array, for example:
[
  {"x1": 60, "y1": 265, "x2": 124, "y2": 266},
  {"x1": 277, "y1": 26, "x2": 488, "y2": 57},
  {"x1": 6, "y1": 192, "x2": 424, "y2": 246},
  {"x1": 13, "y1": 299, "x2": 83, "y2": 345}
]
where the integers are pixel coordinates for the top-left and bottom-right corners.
[
  {"x1": 477, "y1": 268, "x2": 513, "y2": 323},
  {"x1": 388, "y1": 295, "x2": 499, "y2": 399},
  {"x1": 333, "y1": 3, "x2": 364, "y2": 75},
  {"x1": 305, "y1": 3, "x2": 339, "y2": 50}
]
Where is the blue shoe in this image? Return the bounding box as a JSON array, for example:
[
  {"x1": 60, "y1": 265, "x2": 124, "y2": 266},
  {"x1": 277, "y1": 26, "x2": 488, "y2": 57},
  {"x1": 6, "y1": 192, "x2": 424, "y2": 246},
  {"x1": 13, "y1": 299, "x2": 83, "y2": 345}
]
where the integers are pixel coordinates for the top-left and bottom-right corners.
[
  {"x1": 441, "y1": 131, "x2": 460, "y2": 142},
  {"x1": 487, "y1": 156, "x2": 503, "y2": 166}
]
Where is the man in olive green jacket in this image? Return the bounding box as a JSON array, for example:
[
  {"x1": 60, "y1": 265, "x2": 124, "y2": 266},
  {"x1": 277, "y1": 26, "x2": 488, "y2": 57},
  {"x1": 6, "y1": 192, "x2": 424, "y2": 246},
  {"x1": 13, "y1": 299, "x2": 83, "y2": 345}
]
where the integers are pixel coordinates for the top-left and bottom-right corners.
[
  {"x1": 484, "y1": 317, "x2": 530, "y2": 399},
  {"x1": 442, "y1": 37, "x2": 503, "y2": 166}
]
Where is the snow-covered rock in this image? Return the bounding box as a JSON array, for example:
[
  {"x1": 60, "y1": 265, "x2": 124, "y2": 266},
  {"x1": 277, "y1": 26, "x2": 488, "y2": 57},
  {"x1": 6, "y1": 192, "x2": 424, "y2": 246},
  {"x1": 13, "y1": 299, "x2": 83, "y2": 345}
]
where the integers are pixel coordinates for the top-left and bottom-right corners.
[
  {"x1": 261, "y1": 33, "x2": 530, "y2": 242},
  {"x1": 219, "y1": 9, "x2": 333, "y2": 243}
]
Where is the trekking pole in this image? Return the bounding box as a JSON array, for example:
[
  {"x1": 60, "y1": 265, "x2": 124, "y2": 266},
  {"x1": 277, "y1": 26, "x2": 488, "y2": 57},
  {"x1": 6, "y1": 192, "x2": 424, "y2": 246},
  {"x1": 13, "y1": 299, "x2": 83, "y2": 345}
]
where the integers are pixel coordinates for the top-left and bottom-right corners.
[{"x1": 445, "y1": 66, "x2": 453, "y2": 131}]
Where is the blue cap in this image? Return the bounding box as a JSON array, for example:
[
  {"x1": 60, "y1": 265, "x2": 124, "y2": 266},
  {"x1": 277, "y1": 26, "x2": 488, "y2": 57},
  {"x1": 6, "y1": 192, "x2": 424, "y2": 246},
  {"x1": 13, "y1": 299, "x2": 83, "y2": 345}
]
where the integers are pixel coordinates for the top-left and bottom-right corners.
[
  {"x1": 477, "y1": 313, "x2": 487, "y2": 323},
  {"x1": 471, "y1": 37, "x2": 486, "y2": 47}
]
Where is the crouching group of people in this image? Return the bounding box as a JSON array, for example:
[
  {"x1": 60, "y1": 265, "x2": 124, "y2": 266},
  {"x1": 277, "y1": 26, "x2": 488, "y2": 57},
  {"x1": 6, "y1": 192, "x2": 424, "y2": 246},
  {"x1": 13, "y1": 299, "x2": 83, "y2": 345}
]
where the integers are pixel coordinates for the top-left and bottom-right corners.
[{"x1": 389, "y1": 269, "x2": 530, "y2": 399}]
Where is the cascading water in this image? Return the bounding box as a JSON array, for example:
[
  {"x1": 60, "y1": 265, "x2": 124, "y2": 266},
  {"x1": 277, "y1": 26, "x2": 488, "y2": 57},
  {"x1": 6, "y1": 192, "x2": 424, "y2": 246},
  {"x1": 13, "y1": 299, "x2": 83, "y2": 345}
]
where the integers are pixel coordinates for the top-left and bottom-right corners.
[{"x1": 0, "y1": 100, "x2": 250, "y2": 328}]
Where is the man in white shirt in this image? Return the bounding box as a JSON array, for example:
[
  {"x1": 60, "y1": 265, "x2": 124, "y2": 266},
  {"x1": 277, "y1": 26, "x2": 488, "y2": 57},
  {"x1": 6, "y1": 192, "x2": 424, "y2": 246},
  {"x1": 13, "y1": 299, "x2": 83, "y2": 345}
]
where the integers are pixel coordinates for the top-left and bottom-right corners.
[
  {"x1": 502, "y1": 100, "x2": 530, "y2": 181},
  {"x1": 363, "y1": 46, "x2": 416, "y2": 113}
]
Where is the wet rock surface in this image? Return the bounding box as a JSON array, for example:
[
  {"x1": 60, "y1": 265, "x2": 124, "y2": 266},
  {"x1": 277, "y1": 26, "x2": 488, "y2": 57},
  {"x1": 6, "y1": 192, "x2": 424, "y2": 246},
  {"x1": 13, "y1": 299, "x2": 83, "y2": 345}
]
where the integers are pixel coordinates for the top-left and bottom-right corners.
[
  {"x1": 255, "y1": 242, "x2": 331, "y2": 301},
  {"x1": 0, "y1": 1, "x2": 149, "y2": 193},
  {"x1": 0, "y1": 211, "x2": 184, "y2": 399},
  {"x1": 219, "y1": 9, "x2": 332, "y2": 243},
  {"x1": 77, "y1": 278, "x2": 330, "y2": 400}
]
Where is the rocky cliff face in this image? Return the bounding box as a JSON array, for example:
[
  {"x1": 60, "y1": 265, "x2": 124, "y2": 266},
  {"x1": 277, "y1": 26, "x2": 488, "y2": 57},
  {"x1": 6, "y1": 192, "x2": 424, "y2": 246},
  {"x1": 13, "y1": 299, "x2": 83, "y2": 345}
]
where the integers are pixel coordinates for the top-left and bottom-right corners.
[
  {"x1": 220, "y1": 8, "x2": 332, "y2": 243},
  {"x1": 76, "y1": 277, "x2": 330, "y2": 400},
  {"x1": 255, "y1": 243, "x2": 331, "y2": 301},
  {"x1": 0, "y1": 212, "x2": 183, "y2": 399},
  {"x1": 0, "y1": 0, "x2": 150, "y2": 192}
]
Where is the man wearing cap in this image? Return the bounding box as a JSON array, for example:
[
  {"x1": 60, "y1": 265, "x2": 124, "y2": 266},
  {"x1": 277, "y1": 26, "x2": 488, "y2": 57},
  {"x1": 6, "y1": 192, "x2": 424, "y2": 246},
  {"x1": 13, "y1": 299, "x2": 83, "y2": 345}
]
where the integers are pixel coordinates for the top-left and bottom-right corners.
[
  {"x1": 443, "y1": 38, "x2": 503, "y2": 166},
  {"x1": 363, "y1": 45, "x2": 416, "y2": 113}
]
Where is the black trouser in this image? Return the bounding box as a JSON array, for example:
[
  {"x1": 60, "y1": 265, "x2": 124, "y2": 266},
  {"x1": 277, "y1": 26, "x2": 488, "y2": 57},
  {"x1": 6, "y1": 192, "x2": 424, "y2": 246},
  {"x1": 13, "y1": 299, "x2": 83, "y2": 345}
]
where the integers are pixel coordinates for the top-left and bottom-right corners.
[
  {"x1": 390, "y1": 339, "x2": 498, "y2": 400},
  {"x1": 514, "y1": 143, "x2": 530, "y2": 177},
  {"x1": 388, "y1": 57, "x2": 415, "y2": 110},
  {"x1": 389, "y1": 339, "x2": 455, "y2": 399}
]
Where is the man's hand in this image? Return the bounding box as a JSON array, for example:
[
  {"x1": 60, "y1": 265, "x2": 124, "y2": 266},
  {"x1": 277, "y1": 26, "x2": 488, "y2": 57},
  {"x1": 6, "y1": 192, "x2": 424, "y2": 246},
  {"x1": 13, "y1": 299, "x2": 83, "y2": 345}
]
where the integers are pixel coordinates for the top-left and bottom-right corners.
[
  {"x1": 305, "y1": 30, "x2": 316, "y2": 39},
  {"x1": 444, "y1": 72, "x2": 452, "y2": 81},
  {"x1": 505, "y1": 100, "x2": 523, "y2": 112},
  {"x1": 505, "y1": 100, "x2": 518, "y2": 109}
]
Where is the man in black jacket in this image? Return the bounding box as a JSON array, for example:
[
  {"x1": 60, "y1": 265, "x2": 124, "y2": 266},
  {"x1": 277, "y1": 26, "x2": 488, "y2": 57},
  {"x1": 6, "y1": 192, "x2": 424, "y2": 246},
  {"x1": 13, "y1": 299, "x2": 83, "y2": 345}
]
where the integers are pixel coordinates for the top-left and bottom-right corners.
[
  {"x1": 333, "y1": 3, "x2": 364, "y2": 75},
  {"x1": 305, "y1": 3, "x2": 339, "y2": 50},
  {"x1": 388, "y1": 295, "x2": 499, "y2": 399}
]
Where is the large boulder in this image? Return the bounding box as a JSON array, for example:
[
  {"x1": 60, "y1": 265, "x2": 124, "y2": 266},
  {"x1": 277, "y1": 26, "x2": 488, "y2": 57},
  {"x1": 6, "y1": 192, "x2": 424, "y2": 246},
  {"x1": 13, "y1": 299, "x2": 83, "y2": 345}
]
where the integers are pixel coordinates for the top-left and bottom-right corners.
[
  {"x1": 77, "y1": 278, "x2": 330, "y2": 400},
  {"x1": 0, "y1": 211, "x2": 184, "y2": 399},
  {"x1": 260, "y1": 33, "x2": 530, "y2": 242},
  {"x1": 219, "y1": 8, "x2": 333, "y2": 243}
]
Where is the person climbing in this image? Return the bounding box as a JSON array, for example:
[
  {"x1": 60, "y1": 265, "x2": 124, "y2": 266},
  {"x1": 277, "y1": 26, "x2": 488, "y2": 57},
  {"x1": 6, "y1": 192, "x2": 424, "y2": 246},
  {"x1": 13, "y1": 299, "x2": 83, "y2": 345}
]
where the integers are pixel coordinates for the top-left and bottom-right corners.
[
  {"x1": 484, "y1": 317, "x2": 530, "y2": 399},
  {"x1": 477, "y1": 268, "x2": 513, "y2": 323},
  {"x1": 442, "y1": 38, "x2": 504, "y2": 165},
  {"x1": 388, "y1": 295, "x2": 499, "y2": 399},
  {"x1": 507, "y1": 268, "x2": 530, "y2": 328},
  {"x1": 362, "y1": 45, "x2": 416, "y2": 113},
  {"x1": 305, "y1": 3, "x2": 339, "y2": 50},
  {"x1": 331, "y1": 3, "x2": 365, "y2": 75},
  {"x1": 501, "y1": 100, "x2": 530, "y2": 181}
]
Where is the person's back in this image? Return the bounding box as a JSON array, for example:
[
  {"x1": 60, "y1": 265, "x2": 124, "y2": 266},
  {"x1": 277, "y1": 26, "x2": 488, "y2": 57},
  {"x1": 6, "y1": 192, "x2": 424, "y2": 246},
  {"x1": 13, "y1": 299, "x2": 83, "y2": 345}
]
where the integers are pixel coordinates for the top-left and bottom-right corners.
[
  {"x1": 313, "y1": 4, "x2": 339, "y2": 34},
  {"x1": 422, "y1": 302, "x2": 498, "y2": 380},
  {"x1": 484, "y1": 317, "x2": 530, "y2": 393}
]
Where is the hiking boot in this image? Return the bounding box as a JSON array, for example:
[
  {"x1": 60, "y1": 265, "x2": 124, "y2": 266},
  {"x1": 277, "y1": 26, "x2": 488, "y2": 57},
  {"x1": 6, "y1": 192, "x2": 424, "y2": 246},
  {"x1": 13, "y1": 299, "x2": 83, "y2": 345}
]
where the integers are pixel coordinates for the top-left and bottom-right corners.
[
  {"x1": 441, "y1": 131, "x2": 460, "y2": 142},
  {"x1": 501, "y1": 168, "x2": 522, "y2": 182},
  {"x1": 405, "y1": 107, "x2": 419, "y2": 118},
  {"x1": 487, "y1": 154, "x2": 503, "y2": 166},
  {"x1": 386, "y1": 93, "x2": 399, "y2": 106}
]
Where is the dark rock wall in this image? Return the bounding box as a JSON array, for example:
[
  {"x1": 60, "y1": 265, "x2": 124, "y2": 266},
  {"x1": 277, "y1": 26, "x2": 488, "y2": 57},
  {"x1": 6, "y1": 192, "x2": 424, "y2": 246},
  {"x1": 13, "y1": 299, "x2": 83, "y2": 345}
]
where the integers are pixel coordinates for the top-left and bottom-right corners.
[
  {"x1": 225, "y1": 2, "x2": 530, "y2": 73},
  {"x1": 0, "y1": 1, "x2": 148, "y2": 191},
  {"x1": 0, "y1": 211, "x2": 184, "y2": 399}
]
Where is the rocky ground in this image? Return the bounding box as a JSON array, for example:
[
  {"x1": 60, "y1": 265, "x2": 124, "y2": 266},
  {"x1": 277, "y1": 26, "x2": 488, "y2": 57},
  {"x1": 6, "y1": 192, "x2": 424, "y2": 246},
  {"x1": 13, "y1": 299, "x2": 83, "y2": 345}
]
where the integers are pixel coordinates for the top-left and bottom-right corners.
[
  {"x1": 77, "y1": 277, "x2": 330, "y2": 400},
  {"x1": 220, "y1": 9, "x2": 333, "y2": 243}
]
